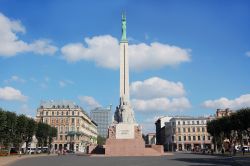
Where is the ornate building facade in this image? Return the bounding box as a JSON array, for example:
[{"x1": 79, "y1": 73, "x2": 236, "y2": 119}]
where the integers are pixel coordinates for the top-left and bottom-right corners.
[
  {"x1": 165, "y1": 117, "x2": 213, "y2": 151},
  {"x1": 36, "y1": 100, "x2": 98, "y2": 153}
]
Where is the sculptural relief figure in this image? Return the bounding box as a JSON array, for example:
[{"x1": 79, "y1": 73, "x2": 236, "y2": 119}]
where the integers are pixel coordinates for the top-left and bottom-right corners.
[{"x1": 114, "y1": 97, "x2": 135, "y2": 124}]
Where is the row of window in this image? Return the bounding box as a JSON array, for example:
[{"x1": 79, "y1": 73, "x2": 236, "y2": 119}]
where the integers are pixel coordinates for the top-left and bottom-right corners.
[
  {"x1": 176, "y1": 127, "x2": 206, "y2": 133},
  {"x1": 40, "y1": 110, "x2": 80, "y2": 116},
  {"x1": 43, "y1": 117, "x2": 80, "y2": 124},
  {"x1": 57, "y1": 135, "x2": 81, "y2": 141},
  {"x1": 173, "y1": 120, "x2": 207, "y2": 126},
  {"x1": 175, "y1": 135, "x2": 211, "y2": 142}
]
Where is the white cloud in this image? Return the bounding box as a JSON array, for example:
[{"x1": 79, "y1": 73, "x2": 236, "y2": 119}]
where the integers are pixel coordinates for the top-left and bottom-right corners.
[
  {"x1": 202, "y1": 94, "x2": 250, "y2": 110},
  {"x1": 59, "y1": 80, "x2": 74, "y2": 88},
  {"x1": 246, "y1": 51, "x2": 250, "y2": 57},
  {"x1": 130, "y1": 77, "x2": 191, "y2": 112},
  {"x1": 0, "y1": 12, "x2": 57, "y2": 57},
  {"x1": 131, "y1": 97, "x2": 191, "y2": 112},
  {"x1": 61, "y1": 35, "x2": 191, "y2": 71},
  {"x1": 78, "y1": 96, "x2": 101, "y2": 110},
  {"x1": 61, "y1": 35, "x2": 119, "y2": 69},
  {"x1": 4, "y1": 75, "x2": 26, "y2": 83},
  {"x1": 130, "y1": 77, "x2": 185, "y2": 99},
  {"x1": 0, "y1": 86, "x2": 27, "y2": 101}
]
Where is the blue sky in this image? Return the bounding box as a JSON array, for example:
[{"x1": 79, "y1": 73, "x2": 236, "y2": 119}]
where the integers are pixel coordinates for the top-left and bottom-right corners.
[{"x1": 0, "y1": 0, "x2": 250, "y2": 133}]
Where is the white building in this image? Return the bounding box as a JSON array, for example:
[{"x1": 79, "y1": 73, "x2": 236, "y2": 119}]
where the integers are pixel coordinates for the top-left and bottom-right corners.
[{"x1": 165, "y1": 116, "x2": 213, "y2": 152}]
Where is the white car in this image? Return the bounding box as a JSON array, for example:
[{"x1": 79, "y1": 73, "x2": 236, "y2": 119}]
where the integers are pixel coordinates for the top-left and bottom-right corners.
[{"x1": 242, "y1": 146, "x2": 250, "y2": 152}]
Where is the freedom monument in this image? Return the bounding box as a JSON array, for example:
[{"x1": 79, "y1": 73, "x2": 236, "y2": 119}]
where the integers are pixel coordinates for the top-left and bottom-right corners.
[{"x1": 104, "y1": 13, "x2": 163, "y2": 156}]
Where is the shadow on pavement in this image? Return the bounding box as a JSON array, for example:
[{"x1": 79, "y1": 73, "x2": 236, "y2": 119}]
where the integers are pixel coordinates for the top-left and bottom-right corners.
[{"x1": 171, "y1": 156, "x2": 241, "y2": 166}]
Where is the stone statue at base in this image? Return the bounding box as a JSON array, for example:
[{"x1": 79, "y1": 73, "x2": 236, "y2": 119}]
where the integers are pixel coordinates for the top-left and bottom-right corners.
[{"x1": 114, "y1": 97, "x2": 135, "y2": 124}]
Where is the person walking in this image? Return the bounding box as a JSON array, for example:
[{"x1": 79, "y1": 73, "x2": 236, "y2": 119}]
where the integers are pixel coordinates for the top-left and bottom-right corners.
[{"x1": 242, "y1": 147, "x2": 245, "y2": 156}]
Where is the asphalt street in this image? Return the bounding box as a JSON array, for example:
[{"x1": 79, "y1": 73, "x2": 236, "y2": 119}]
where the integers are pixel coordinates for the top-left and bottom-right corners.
[{"x1": 8, "y1": 153, "x2": 248, "y2": 166}]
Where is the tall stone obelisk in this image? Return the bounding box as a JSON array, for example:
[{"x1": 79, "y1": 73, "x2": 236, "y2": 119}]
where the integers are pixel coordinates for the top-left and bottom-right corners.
[
  {"x1": 104, "y1": 13, "x2": 163, "y2": 156},
  {"x1": 114, "y1": 13, "x2": 135, "y2": 124}
]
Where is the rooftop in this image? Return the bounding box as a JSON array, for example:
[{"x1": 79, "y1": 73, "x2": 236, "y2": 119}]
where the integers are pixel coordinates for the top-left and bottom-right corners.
[{"x1": 39, "y1": 100, "x2": 79, "y2": 109}]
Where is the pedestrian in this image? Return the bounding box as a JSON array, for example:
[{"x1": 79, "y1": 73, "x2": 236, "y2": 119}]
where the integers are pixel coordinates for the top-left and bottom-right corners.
[{"x1": 242, "y1": 147, "x2": 245, "y2": 156}]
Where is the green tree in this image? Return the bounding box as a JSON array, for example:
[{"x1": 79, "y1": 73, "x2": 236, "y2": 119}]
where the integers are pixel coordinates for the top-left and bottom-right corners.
[
  {"x1": 97, "y1": 135, "x2": 106, "y2": 145},
  {"x1": 24, "y1": 118, "x2": 37, "y2": 154},
  {"x1": 0, "y1": 108, "x2": 7, "y2": 146},
  {"x1": 14, "y1": 115, "x2": 28, "y2": 154},
  {"x1": 48, "y1": 126, "x2": 57, "y2": 153},
  {"x1": 207, "y1": 119, "x2": 223, "y2": 153},
  {"x1": 236, "y1": 108, "x2": 250, "y2": 136},
  {"x1": 36, "y1": 122, "x2": 49, "y2": 149},
  {"x1": 3, "y1": 111, "x2": 17, "y2": 155}
]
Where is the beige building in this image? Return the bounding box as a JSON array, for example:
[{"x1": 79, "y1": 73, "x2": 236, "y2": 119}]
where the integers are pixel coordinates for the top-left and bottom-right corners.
[
  {"x1": 216, "y1": 108, "x2": 233, "y2": 118},
  {"x1": 36, "y1": 100, "x2": 98, "y2": 153},
  {"x1": 165, "y1": 117, "x2": 213, "y2": 152}
]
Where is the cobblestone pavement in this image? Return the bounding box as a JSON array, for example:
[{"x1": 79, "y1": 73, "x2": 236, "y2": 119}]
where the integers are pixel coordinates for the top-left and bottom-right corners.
[{"x1": 5, "y1": 152, "x2": 250, "y2": 166}]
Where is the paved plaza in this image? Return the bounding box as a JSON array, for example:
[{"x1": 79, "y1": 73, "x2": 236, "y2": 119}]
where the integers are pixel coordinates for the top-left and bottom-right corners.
[{"x1": 5, "y1": 153, "x2": 250, "y2": 166}]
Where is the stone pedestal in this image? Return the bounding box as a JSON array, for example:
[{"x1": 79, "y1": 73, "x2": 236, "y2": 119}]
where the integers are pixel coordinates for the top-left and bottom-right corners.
[{"x1": 104, "y1": 123, "x2": 163, "y2": 156}]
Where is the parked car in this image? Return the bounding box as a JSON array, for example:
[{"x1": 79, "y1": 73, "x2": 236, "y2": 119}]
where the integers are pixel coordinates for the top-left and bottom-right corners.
[
  {"x1": 242, "y1": 146, "x2": 250, "y2": 152},
  {"x1": 27, "y1": 148, "x2": 36, "y2": 154}
]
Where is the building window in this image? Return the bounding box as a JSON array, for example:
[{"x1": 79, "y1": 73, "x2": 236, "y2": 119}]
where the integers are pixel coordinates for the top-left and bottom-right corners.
[
  {"x1": 72, "y1": 111, "x2": 74, "y2": 116},
  {"x1": 178, "y1": 128, "x2": 181, "y2": 133},
  {"x1": 72, "y1": 118, "x2": 75, "y2": 124},
  {"x1": 52, "y1": 111, "x2": 54, "y2": 116},
  {"x1": 46, "y1": 111, "x2": 48, "y2": 116},
  {"x1": 178, "y1": 121, "x2": 180, "y2": 125},
  {"x1": 60, "y1": 126, "x2": 63, "y2": 133},
  {"x1": 172, "y1": 136, "x2": 174, "y2": 141},
  {"x1": 192, "y1": 121, "x2": 194, "y2": 124},
  {"x1": 197, "y1": 127, "x2": 200, "y2": 132},
  {"x1": 62, "y1": 111, "x2": 64, "y2": 116},
  {"x1": 203, "y1": 136, "x2": 205, "y2": 140},
  {"x1": 188, "y1": 136, "x2": 191, "y2": 141},
  {"x1": 187, "y1": 121, "x2": 190, "y2": 125},
  {"x1": 60, "y1": 135, "x2": 63, "y2": 140},
  {"x1": 197, "y1": 121, "x2": 199, "y2": 125},
  {"x1": 61, "y1": 119, "x2": 63, "y2": 123},
  {"x1": 65, "y1": 136, "x2": 67, "y2": 140},
  {"x1": 208, "y1": 136, "x2": 211, "y2": 140},
  {"x1": 198, "y1": 136, "x2": 200, "y2": 140},
  {"x1": 183, "y1": 121, "x2": 185, "y2": 125},
  {"x1": 193, "y1": 136, "x2": 196, "y2": 141},
  {"x1": 183, "y1": 128, "x2": 186, "y2": 132},
  {"x1": 178, "y1": 136, "x2": 181, "y2": 141},
  {"x1": 192, "y1": 127, "x2": 195, "y2": 132},
  {"x1": 184, "y1": 136, "x2": 186, "y2": 141},
  {"x1": 188, "y1": 128, "x2": 190, "y2": 132},
  {"x1": 202, "y1": 127, "x2": 205, "y2": 132},
  {"x1": 57, "y1": 111, "x2": 59, "y2": 116}
]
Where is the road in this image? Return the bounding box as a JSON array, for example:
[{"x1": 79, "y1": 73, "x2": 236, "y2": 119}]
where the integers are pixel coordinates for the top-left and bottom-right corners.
[{"x1": 8, "y1": 152, "x2": 248, "y2": 166}]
